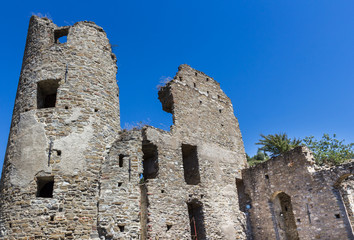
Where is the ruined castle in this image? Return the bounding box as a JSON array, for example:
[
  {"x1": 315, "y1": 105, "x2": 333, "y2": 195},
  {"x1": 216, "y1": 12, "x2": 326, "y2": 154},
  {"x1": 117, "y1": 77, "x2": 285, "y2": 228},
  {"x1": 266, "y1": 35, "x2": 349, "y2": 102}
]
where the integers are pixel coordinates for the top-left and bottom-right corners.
[{"x1": 0, "y1": 16, "x2": 353, "y2": 239}]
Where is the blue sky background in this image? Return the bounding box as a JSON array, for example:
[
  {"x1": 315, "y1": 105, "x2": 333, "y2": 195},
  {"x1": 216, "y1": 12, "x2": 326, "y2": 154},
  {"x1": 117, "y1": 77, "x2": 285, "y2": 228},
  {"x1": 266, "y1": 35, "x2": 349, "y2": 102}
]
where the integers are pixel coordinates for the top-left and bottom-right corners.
[{"x1": 1, "y1": 0, "x2": 354, "y2": 168}]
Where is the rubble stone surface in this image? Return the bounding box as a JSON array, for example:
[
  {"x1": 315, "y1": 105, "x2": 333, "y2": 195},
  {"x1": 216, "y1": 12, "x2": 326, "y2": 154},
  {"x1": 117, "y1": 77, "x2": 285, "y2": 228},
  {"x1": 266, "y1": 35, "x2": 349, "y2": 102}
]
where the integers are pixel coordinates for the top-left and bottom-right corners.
[{"x1": 0, "y1": 16, "x2": 353, "y2": 240}]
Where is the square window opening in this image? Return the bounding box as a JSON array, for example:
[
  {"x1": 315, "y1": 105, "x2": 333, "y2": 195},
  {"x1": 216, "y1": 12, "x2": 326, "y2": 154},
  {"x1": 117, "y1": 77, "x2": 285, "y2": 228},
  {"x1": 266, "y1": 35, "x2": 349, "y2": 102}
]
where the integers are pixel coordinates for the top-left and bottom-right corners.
[
  {"x1": 54, "y1": 28, "x2": 69, "y2": 44},
  {"x1": 37, "y1": 176, "x2": 54, "y2": 198},
  {"x1": 37, "y1": 79, "x2": 60, "y2": 109}
]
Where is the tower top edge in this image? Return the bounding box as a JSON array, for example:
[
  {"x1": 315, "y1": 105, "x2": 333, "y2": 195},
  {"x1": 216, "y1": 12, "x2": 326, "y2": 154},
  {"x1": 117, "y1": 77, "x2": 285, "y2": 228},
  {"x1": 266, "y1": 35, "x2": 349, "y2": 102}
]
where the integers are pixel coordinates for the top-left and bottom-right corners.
[{"x1": 30, "y1": 15, "x2": 105, "y2": 33}]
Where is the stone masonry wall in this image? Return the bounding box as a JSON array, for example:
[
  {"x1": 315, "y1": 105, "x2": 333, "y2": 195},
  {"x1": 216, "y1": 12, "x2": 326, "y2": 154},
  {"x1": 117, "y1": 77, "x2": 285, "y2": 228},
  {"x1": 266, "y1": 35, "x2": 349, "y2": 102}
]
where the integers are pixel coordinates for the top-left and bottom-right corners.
[
  {"x1": 242, "y1": 146, "x2": 354, "y2": 240},
  {"x1": 142, "y1": 65, "x2": 248, "y2": 239},
  {"x1": 0, "y1": 16, "x2": 119, "y2": 239},
  {"x1": 98, "y1": 130, "x2": 143, "y2": 239}
]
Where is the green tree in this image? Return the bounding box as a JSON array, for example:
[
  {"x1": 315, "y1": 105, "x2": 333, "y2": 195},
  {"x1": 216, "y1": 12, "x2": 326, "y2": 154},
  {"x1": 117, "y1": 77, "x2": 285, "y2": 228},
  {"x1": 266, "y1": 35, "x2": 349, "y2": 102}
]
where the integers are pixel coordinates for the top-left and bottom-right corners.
[
  {"x1": 303, "y1": 134, "x2": 354, "y2": 166},
  {"x1": 246, "y1": 149, "x2": 269, "y2": 166},
  {"x1": 256, "y1": 133, "x2": 302, "y2": 158}
]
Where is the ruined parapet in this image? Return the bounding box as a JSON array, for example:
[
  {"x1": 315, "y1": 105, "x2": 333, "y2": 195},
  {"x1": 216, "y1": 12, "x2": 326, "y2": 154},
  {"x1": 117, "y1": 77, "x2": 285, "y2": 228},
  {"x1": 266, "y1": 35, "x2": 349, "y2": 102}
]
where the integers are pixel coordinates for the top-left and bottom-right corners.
[
  {"x1": 242, "y1": 147, "x2": 354, "y2": 240},
  {"x1": 158, "y1": 64, "x2": 244, "y2": 153},
  {"x1": 0, "y1": 16, "x2": 120, "y2": 238}
]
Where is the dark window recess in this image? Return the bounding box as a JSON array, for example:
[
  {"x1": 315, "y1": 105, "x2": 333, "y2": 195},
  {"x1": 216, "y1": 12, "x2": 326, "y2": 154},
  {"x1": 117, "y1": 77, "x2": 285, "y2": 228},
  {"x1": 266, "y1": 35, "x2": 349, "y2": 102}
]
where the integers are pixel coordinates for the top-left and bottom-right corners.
[
  {"x1": 188, "y1": 200, "x2": 206, "y2": 240},
  {"x1": 265, "y1": 174, "x2": 269, "y2": 179},
  {"x1": 273, "y1": 192, "x2": 299, "y2": 239},
  {"x1": 194, "y1": 83, "x2": 196, "y2": 88},
  {"x1": 195, "y1": 72, "x2": 198, "y2": 76},
  {"x1": 118, "y1": 225, "x2": 125, "y2": 232},
  {"x1": 166, "y1": 224, "x2": 172, "y2": 231},
  {"x1": 118, "y1": 182, "x2": 123, "y2": 187},
  {"x1": 182, "y1": 144, "x2": 200, "y2": 185},
  {"x1": 142, "y1": 141, "x2": 159, "y2": 179},
  {"x1": 37, "y1": 176, "x2": 54, "y2": 198},
  {"x1": 56, "y1": 150, "x2": 61, "y2": 156},
  {"x1": 236, "y1": 178, "x2": 251, "y2": 212},
  {"x1": 119, "y1": 154, "x2": 124, "y2": 167},
  {"x1": 335, "y1": 214, "x2": 341, "y2": 219},
  {"x1": 37, "y1": 79, "x2": 60, "y2": 109},
  {"x1": 54, "y1": 28, "x2": 69, "y2": 44}
]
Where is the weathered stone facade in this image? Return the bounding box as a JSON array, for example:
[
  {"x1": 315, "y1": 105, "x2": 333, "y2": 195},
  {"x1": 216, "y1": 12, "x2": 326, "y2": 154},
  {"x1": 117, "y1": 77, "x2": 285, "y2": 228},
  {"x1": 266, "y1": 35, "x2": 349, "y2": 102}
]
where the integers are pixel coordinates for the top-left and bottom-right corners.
[
  {"x1": 242, "y1": 147, "x2": 354, "y2": 240},
  {"x1": 0, "y1": 16, "x2": 353, "y2": 240}
]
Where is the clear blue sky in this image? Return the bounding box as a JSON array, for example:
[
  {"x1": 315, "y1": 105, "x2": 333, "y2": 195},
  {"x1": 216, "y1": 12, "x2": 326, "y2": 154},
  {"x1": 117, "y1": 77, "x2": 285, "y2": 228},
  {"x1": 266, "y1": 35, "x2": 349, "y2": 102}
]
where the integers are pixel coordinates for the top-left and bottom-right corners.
[{"x1": 1, "y1": 0, "x2": 354, "y2": 168}]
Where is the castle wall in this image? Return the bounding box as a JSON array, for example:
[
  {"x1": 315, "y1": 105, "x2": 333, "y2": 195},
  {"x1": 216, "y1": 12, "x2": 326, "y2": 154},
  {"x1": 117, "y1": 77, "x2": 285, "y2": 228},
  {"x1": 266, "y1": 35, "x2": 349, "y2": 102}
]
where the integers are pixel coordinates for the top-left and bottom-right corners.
[
  {"x1": 0, "y1": 16, "x2": 119, "y2": 239},
  {"x1": 140, "y1": 65, "x2": 248, "y2": 239},
  {"x1": 242, "y1": 146, "x2": 354, "y2": 240},
  {"x1": 97, "y1": 130, "x2": 143, "y2": 239}
]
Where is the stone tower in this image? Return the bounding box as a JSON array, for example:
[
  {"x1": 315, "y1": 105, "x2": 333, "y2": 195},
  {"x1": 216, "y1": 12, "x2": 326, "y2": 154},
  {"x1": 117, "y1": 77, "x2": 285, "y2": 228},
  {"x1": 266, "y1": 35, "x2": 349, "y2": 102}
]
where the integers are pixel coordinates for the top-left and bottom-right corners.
[{"x1": 0, "y1": 16, "x2": 120, "y2": 238}]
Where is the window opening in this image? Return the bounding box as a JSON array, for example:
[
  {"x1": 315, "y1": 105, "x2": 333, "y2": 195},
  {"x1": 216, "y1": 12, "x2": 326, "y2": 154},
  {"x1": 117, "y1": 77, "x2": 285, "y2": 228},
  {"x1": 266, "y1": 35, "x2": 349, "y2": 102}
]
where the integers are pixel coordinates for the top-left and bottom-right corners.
[
  {"x1": 182, "y1": 144, "x2": 200, "y2": 185},
  {"x1": 236, "y1": 178, "x2": 251, "y2": 212},
  {"x1": 37, "y1": 79, "x2": 60, "y2": 109},
  {"x1": 54, "y1": 28, "x2": 69, "y2": 44},
  {"x1": 119, "y1": 154, "x2": 124, "y2": 167},
  {"x1": 335, "y1": 214, "x2": 341, "y2": 219},
  {"x1": 142, "y1": 141, "x2": 158, "y2": 179},
  {"x1": 118, "y1": 225, "x2": 125, "y2": 232},
  {"x1": 37, "y1": 176, "x2": 54, "y2": 198},
  {"x1": 118, "y1": 182, "x2": 123, "y2": 187},
  {"x1": 187, "y1": 200, "x2": 206, "y2": 240},
  {"x1": 272, "y1": 192, "x2": 299, "y2": 240},
  {"x1": 166, "y1": 224, "x2": 172, "y2": 231}
]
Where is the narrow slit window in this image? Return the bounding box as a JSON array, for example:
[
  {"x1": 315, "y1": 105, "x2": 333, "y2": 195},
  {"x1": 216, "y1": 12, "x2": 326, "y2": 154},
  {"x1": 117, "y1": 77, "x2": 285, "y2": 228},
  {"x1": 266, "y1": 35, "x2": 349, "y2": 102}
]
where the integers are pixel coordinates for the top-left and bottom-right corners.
[
  {"x1": 37, "y1": 79, "x2": 60, "y2": 109},
  {"x1": 142, "y1": 141, "x2": 158, "y2": 179},
  {"x1": 119, "y1": 154, "x2": 124, "y2": 167},
  {"x1": 37, "y1": 176, "x2": 54, "y2": 198},
  {"x1": 182, "y1": 144, "x2": 200, "y2": 185},
  {"x1": 187, "y1": 201, "x2": 206, "y2": 239}
]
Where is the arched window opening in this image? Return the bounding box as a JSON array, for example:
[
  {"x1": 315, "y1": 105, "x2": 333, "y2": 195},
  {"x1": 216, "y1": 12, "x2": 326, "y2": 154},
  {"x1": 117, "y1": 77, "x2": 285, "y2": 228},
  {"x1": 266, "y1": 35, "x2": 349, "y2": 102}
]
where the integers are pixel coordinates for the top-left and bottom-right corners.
[{"x1": 272, "y1": 192, "x2": 299, "y2": 240}]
